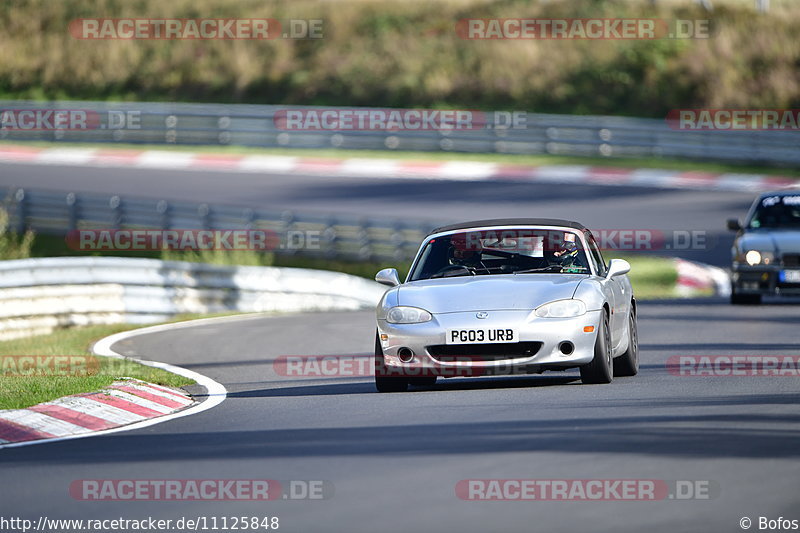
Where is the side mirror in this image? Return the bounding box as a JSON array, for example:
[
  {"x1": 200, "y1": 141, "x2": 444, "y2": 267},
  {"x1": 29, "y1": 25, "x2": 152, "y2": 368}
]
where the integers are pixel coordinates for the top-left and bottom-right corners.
[
  {"x1": 727, "y1": 218, "x2": 742, "y2": 231},
  {"x1": 605, "y1": 259, "x2": 631, "y2": 279},
  {"x1": 375, "y1": 268, "x2": 401, "y2": 287}
]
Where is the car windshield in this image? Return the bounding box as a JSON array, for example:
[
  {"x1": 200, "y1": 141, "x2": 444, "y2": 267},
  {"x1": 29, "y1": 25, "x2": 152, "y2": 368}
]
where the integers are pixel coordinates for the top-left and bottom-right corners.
[
  {"x1": 748, "y1": 195, "x2": 800, "y2": 229},
  {"x1": 408, "y1": 228, "x2": 591, "y2": 281}
]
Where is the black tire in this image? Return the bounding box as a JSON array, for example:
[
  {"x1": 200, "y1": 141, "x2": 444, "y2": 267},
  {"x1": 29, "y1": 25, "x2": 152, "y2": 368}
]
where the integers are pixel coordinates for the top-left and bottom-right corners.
[
  {"x1": 613, "y1": 306, "x2": 639, "y2": 377},
  {"x1": 374, "y1": 332, "x2": 409, "y2": 393},
  {"x1": 580, "y1": 311, "x2": 613, "y2": 384},
  {"x1": 730, "y1": 290, "x2": 762, "y2": 305},
  {"x1": 409, "y1": 376, "x2": 437, "y2": 387}
]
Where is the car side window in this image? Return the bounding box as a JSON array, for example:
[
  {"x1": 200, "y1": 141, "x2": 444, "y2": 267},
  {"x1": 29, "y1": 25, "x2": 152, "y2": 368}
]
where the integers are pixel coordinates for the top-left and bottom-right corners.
[{"x1": 586, "y1": 233, "x2": 607, "y2": 277}]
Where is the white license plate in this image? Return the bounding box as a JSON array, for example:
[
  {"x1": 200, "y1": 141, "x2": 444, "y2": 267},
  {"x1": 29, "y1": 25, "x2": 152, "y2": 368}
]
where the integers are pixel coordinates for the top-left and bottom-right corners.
[
  {"x1": 446, "y1": 328, "x2": 518, "y2": 345},
  {"x1": 782, "y1": 270, "x2": 800, "y2": 283}
]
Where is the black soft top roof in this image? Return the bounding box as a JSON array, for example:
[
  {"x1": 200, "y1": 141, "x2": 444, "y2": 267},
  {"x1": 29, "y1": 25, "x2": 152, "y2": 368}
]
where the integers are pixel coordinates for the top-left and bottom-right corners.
[{"x1": 429, "y1": 218, "x2": 588, "y2": 236}]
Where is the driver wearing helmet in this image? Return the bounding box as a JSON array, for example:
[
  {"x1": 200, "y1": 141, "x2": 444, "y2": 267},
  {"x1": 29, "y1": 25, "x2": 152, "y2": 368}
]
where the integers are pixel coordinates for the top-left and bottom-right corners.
[{"x1": 548, "y1": 234, "x2": 584, "y2": 270}]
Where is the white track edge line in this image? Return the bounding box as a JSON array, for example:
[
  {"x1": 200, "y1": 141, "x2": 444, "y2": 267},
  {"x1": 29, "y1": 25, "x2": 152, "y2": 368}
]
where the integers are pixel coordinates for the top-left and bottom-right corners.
[{"x1": 0, "y1": 314, "x2": 247, "y2": 450}]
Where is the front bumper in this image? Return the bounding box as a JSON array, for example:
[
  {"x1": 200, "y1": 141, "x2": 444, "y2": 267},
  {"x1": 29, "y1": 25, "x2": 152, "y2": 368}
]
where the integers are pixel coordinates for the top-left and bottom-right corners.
[
  {"x1": 731, "y1": 265, "x2": 800, "y2": 296},
  {"x1": 377, "y1": 309, "x2": 602, "y2": 377}
]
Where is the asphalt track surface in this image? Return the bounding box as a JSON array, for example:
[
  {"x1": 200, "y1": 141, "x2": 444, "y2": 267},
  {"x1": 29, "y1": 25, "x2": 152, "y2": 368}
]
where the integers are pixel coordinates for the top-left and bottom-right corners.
[
  {"x1": 1, "y1": 161, "x2": 799, "y2": 533},
  {"x1": 2, "y1": 304, "x2": 800, "y2": 533}
]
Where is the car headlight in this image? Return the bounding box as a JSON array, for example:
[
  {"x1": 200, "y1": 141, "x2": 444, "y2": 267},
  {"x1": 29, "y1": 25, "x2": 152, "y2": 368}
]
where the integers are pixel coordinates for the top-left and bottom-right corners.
[
  {"x1": 741, "y1": 250, "x2": 775, "y2": 266},
  {"x1": 535, "y1": 299, "x2": 587, "y2": 318},
  {"x1": 386, "y1": 306, "x2": 433, "y2": 324}
]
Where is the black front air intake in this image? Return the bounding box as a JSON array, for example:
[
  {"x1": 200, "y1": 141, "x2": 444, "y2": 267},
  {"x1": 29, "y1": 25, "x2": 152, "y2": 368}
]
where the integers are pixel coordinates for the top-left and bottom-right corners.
[{"x1": 426, "y1": 342, "x2": 542, "y2": 362}]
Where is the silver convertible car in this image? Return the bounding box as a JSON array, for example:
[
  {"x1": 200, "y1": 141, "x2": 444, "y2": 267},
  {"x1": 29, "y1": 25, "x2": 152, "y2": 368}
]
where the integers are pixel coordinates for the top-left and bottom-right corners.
[{"x1": 373, "y1": 219, "x2": 638, "y2": 392}]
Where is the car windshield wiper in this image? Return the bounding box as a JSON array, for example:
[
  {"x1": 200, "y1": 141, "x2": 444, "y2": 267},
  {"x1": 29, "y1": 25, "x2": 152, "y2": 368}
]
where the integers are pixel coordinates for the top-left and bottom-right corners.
[{"x1": 512, "y1": 265, "x2": 564, "y2": 274}]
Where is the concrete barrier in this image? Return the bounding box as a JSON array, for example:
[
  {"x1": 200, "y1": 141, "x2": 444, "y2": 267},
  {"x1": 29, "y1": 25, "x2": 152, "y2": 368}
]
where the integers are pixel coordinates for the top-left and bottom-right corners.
[{"x1": 0, "y1": 257, "x2": 386, "y2": 340}]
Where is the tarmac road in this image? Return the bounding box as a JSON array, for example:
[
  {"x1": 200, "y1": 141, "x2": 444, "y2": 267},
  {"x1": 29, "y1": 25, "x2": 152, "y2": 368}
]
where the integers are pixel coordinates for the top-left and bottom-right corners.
[{"x1": 1, "y1": 300, "x2": 799, "y2": 533}]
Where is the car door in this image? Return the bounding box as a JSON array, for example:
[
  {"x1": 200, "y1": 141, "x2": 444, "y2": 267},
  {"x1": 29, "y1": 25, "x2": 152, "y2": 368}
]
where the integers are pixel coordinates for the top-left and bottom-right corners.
[{"x1": 586, "y1": 233, "x2": 627, "y2": 346}]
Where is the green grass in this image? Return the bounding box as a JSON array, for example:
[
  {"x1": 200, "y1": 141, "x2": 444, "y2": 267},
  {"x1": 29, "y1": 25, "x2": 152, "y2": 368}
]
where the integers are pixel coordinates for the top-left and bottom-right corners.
[
  {"x1": 615, "y1": 253, "x2": 679, "y2": 299},
  {"x1": 0, "y1": 323, "x2": 196, "y2": 410},
  {"x1": 0, "y1": 206, "x2": 34, "y2": 259},
  {"x1": 3, "y1": 140, "x2": 798, "y2": 176}
]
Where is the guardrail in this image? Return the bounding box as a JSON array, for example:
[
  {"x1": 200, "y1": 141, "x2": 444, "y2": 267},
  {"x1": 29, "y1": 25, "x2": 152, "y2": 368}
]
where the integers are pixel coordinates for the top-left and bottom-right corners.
[
  {"x1": 0, "y1": 257, "x2": 386, "y2": 340},
  {"x1": 4, "y1": 187, "x2": 437, "y2": 262},
  {"x1": 1, "y1": 100, "x2": 799, "y2": 166}
]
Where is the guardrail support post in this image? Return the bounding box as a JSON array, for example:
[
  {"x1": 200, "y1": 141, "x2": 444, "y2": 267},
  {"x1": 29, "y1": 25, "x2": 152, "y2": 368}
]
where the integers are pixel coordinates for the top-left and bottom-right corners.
[
  {"x1": 12, "y1": 189, "x2": 26, "y2": 233},
  {"x1": 198, "y1": 203, "x2": 211, "y2": 230},
  {"x1": 358, "y1": 218, "x2": 372, "y2": 261},
  {"x1": 323, "y1": 217, "x2": 337, "y2": 258},
  {"x1": 110, "y1": 195, "x2": 122, "y2": 229},
  {"x1": 66, "y1": 193, "x2": 77, "y2": 230},
  {"x1": 280, "y1": 210, "x2": 294, "y2": 256},
  {"x1": 157, "y1": 200, "x2": 170, "y2": 229}
]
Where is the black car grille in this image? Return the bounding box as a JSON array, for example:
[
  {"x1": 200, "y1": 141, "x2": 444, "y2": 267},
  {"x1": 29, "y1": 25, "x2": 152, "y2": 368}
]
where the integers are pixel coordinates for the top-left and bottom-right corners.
[
  {"x1": 427, "y1": 342, "x2": 543, "y2": 362},
  {"x1": 782, "y1": 254, "x2": 800, "y2": 267}
]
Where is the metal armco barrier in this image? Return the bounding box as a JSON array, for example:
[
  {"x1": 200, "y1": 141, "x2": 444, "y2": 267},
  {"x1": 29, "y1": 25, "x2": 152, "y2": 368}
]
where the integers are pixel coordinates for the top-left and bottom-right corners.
[
  {"x1": 0, "y1": 257, "x2": 387, "y2": 340},
  {"x1": 1, "y1": 100, "x2": 799, "y2": 166},
  {"x1": 4, "y1": 187, "x2": 437, "y2": 262}
]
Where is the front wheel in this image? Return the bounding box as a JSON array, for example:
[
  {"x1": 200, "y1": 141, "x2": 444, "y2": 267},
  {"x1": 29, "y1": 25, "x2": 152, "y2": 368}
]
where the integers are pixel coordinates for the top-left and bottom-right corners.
[
  {"x1": 613, "y1": 306, "x2": 638, "y2": 377},
  {"x1": 580, "y1": 311, "x2": 613, "y2": 384},
  {"x1": 374, "y1": 332, "x2": 409, "y2": 393}
]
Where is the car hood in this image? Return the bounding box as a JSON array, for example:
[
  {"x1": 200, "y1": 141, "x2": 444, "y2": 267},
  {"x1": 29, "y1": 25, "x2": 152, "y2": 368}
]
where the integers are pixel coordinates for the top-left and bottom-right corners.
[
  {"x1": 738, "y1": 231, "x2": 800, "y2": 254},
  {"x1": 397, "y1": 274, "x2": 585, "y2": 314}
]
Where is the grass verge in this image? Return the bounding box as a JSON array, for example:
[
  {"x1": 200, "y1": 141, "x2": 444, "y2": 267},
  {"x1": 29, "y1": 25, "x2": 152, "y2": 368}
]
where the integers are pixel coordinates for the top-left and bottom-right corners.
[
  {"x1": 0, "y1": 322, "x2": 197, "y2": 410},
  {"x1": 615, "y1": 254, "x2": 679, "y2": 300}
]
